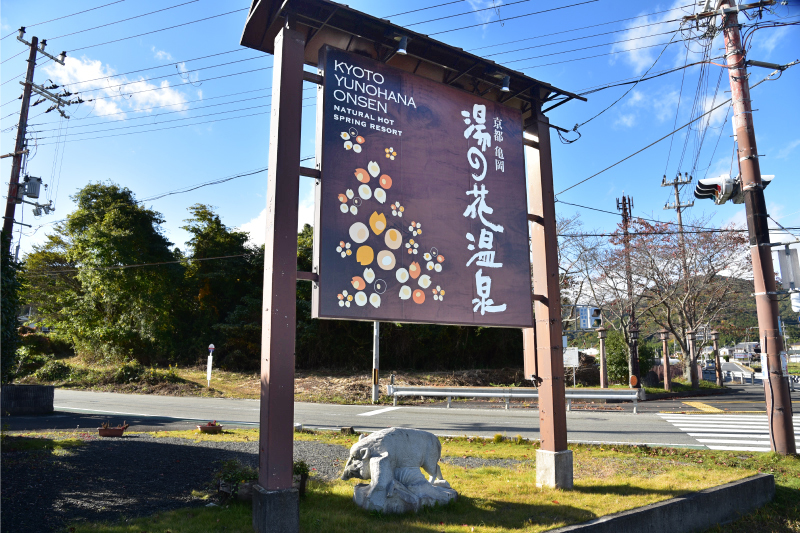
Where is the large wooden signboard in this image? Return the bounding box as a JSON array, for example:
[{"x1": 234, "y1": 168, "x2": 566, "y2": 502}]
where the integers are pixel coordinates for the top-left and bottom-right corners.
[{"x1": 312, "y1": 46, "x2": 533, "y2": 328}]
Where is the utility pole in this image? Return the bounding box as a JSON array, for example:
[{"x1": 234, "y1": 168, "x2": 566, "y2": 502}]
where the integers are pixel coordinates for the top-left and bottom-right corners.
[
  {"x1": 686, "y1": 0, "x2": 795, "y2": 454},
  {"x1": 662, "y1": 172, "x2": 694, "y2": 280},
  {"x1": 2, "y1": 28, "x2": 67, "y2": 252},
  {"x1": 617, "y1": 195, "x2": 640, "y2": 387},
  {"x1": 3, "y1": 34, "x2": 38, "y2": 246}
]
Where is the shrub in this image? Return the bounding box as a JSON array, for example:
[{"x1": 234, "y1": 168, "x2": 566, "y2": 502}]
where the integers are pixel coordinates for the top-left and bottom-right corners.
[
  {"x1": 112, "y1": 361, "x2": 181, "y2": 385},
  {"x1": 34, "y1": 360, "x2": 72, "y2": 382},
  {"x1": 493, "y1": 433, "x2": 504, "y2": 443},
  {"x1": 113, "y1": 361, "x2": 145, "y2": 384},
  {"x1": 605, "y1": 331, "x2": 630, "y2": 385},
  {"x1": 13, "y1": 346, "x2": 52, "y2": 378}
]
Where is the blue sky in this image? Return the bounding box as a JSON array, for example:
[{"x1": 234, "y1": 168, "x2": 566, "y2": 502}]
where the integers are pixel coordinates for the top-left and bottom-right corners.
[{"x1": 1, "y1": 0, "x2": 798, "y2": 260}]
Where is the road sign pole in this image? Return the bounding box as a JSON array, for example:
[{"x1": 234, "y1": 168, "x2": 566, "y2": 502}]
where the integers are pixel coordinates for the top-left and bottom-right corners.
[
  {"x1": 253, "y1": 16, "x2": 304, "y2": 533},
  {"x1": 525, "y1": 107, "x2": 571, "y2": 490},
  {"x1": 372, "y1": 321, "x2": 380, "y2": 404},
  {"x1": 597, "y1": 327, "x2": 608, "y2": 389}
]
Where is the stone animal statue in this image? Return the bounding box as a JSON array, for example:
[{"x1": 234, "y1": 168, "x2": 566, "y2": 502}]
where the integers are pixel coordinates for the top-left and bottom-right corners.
[{"x1": 341, "y1": 427, "x2": 457, "y2": 513}]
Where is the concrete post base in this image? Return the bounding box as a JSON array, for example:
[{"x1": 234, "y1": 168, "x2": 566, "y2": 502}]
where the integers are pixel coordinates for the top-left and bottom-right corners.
[
  {"x1": 536, "y1": 449, "x2": 573, "y2": 489},
  {"x1": 252, "y1": 485, "x2": 299, "y2": 533}
]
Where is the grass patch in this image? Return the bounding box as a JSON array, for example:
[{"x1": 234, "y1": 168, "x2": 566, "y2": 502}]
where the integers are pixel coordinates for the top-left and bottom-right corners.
[
  {"x1": 144, "y1": 428, "x2": 261, "y2": 442},
  {"x1": 67, "y1": 437, "x2": 799, "y2": 533},
  {"x1": 1, "y1": 430, "x2": 93, "y2": 454}
]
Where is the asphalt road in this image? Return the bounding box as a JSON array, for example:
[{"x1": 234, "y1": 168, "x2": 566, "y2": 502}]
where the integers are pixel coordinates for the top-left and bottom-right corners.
[{"x1": 6, "y1": 381, "x2": 800, "y2": 452}]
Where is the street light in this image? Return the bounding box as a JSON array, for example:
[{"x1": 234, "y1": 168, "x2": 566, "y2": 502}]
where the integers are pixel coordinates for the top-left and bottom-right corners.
[
  {"x1": 629, "y1": 323, "x2": 640, "y2": 388},
  {"x1": 658, "y1": 329, "x2": 671, "y2": 392}
]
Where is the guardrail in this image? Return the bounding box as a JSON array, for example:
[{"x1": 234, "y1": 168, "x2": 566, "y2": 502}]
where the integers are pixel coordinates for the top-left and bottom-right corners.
[
  {"x1": 751, "y1": 372, "x2": 798, "y2": 391},
  {"x1": 725, "y1": 370, "x2": 757, "y2": 384},
  {"x1": 387, "y1": 376, "x2": 644, "y2": 413}
]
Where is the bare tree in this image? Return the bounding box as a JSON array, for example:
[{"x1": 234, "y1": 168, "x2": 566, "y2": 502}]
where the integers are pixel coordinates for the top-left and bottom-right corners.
[{"x1": 633, "y1": 216, "x2": 750, "y2": 387}]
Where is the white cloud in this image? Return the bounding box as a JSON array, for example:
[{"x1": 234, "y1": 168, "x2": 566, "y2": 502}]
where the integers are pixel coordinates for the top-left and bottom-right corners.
[
  {"x1": 44, "y1": 55, "x2": 189, "y2": 120},
  {"x1": 466, "y1": 0, "x2": 501, "y2": 34},
  {"x1": 610, "y1": 0, "x2": 702, "y2": 74},
  {"x1": 240, "y1": 192, "x2": 315, "y2": 246},
  {"x1": 614, "y1": 113, "x2": 636, "y2": 128},
  {"x1": 777, "y1": 139, "x2": 800, "y2": 159},
  {"x1": 701, "y1": 95, "x2": 730, "y2": 128},
  {"x1": 177, "y1": 62, "x2": 200, "y2": 84},
  {"x1": 151, "y1": 47, "x2": 173, "y2": 61},
  {"x1": 753, "y1": 26, "x2": 789, "y2": 57}
]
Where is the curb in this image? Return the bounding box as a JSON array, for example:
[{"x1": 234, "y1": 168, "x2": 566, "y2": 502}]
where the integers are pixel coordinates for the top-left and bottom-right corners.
[{"x1": 549, "y1": 474, "x2": 774, "y2": 532}]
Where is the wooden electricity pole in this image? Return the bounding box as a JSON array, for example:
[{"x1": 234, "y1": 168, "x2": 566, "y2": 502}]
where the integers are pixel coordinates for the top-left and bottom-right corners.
[
  {"x1": 2, "y1": 35, "x2": 38, "y2": 247},
  {"x1": 617, "y1": 195, "x2": 640, "y2": 386},
  {"x1": 687, "y1": 0, "x2": 795, "y2": 454}
]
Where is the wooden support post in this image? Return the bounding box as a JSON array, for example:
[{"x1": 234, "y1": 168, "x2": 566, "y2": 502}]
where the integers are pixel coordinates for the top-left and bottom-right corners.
[
  {"x1": 525, "y1": 109, "x2": 571, "y2": 490},
  {"x1": 253, "y1": 20, "x2": 304, "y2": 533}
]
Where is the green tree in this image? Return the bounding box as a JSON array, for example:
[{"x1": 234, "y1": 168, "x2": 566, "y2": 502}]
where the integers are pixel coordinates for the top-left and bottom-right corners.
[
  {"x1": 24, "y1": 183, "x2": 183, "y2": 363},
  {"x1": 1, "y1": 233, "x2": 23, "y2": 382},
  {"x1": 181, "y1": 204, "x2": 256, "y2": 358}
]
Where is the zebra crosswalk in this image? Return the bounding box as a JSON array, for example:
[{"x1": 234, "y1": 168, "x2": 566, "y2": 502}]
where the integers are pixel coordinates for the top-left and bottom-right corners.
[{"x1": 658, "y1": 413, "x2": 800, "y2": 452}]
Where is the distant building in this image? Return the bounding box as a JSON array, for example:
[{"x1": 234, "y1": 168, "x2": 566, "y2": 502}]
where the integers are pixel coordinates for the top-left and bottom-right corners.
[{"x1": 719, "y1": 346, "x2": 735, "y2": 356}]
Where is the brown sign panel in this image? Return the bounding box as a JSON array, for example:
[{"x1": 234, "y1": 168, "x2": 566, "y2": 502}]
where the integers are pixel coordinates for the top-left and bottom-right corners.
[{"x1": 312, "y1": 46, "x2": 533, "y2": 328}]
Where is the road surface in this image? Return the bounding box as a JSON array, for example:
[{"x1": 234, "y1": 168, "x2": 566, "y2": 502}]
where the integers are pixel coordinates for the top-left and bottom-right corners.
[{"x1": 6, "y1": 382, "x2": 800, "y2": 452}]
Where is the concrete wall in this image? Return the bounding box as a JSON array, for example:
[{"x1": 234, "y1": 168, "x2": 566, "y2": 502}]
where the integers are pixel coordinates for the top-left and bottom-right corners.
[
  {"x1": 1, "y1": 384, "x2": 54, "y2": 415},
  {"x1": 550, "y1": 474, "x2": 774, "y2": 533}
]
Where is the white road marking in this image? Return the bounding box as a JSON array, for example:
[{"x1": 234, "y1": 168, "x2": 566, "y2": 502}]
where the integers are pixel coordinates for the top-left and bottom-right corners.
[
  {"x1": 695, "y1": 439, "x2": 771, "y2": 445},
  {"x1": 357, "y1": 406, "x2": 402, "y2": 417},
  {"x1": 706, "y1": 445, "x2": 772, "y2": 452},
  {"x1": 658, "y1": 413, "x2": 791, "y2": 452}
]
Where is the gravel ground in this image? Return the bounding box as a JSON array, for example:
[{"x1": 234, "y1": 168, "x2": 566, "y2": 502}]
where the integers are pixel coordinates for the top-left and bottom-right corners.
[
  {"x1": 441, "y1": 456, "x2": 526, "y2": 470},
  {"x1": 1, "y1": 434, "x2": 521, "y2": 532}
]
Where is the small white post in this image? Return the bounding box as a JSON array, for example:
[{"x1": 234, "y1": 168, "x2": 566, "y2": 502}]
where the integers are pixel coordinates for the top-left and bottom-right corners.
[
  {"x1": 372, "y1": 322, "x2": 380, "y2": 403},
  {"x1": 207, "y1": 344, "x2": 215, "y2": 388}
]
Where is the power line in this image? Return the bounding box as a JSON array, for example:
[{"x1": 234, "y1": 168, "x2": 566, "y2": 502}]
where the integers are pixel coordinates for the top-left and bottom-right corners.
[
  {"x1": 483, "y1": 19, "x2": 682, "y2": 58},
  {"x1": 568, "y1": 31, "x2": 681, "y2": 137},
  {"x1": 34, "y1": 103, "x2": 273, "y2": 139},
  {"x1": 32, "y1": 86, "x2": 318, "y2": 131},
  {"x1": 31, "y1": 87, "x2": 271, "y2": 125},
  {"x1": 500, "y1": 29, "x2": 681, "y2": 65},
  {"x1": 406, "y1": 0, "x2": 532, "y2": 26},
  {"x1": 69, "y1": 7, "x2": 249, "y2": 53},
  {"x1": 554, "y1": 59, "x2": 796, "y2": 197},
  {"x1": 34, "y1": 110, "x2": 271, "y2": 145},
  {"x1": 517, "y1": 38, "x2": 685, "y2": 71},
  {"x1": 48, "y1": 0, "x2": 199, "y2": 41},
  {"x1": 559, "y1": 228, "x2": 800, "y2": 238},
  {"x1": 141, "y1": 155, "x2": 314, "y2": 202},
  {"x1": 32, "y1": 94, "x2": 316, "y2": 139},
  {"x1": 1, "y1": 49, "x2": 27, "y2": 65},
  {"x1": 56, "y1": 49, "x2": 249, "y2": 88},
  {"x1": 555, "y1": 200, "x2": 730, "y2": 232},
  {"x1": 70, "y1": 66, "x2": 272, "y2": 103},
  {"x1": 382, "y1": 1, "x2": 464, "y2": 19},
  {"x1": 34, "y1": 96, "x2": 268, "y2": 132},
  {"x1": 67, "y1": 55, "x2": 265, "y2": 95},
  {"x1": 27, "y1": 253, "x2": 252, "y2": 276},
  {"x1": 470, "y1": 4, "x2": 693, "y2": 52},
  {"x1": 430, "y1": 0, "x2": 599, "y2": 35},
  {"x1": 0, "y1": 0, "x2": 125, "y2": 41}
]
